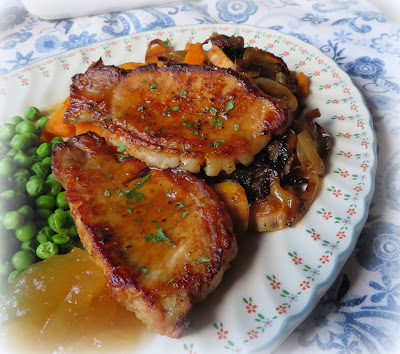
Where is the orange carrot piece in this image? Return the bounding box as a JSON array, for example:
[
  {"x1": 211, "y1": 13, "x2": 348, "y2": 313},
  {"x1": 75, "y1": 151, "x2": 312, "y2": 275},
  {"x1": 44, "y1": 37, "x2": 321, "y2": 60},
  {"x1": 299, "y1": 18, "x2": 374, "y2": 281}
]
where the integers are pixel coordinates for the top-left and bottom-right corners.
[
  {"x1": 145, "y1": 39, "x2": 170, "y2": 63},
  {"x1": 184, "y1": 42, "x2": 206, "y2": 65},
  {"x1": 298, "y1": 72, "x2": 309, "y2": 97},
  {"x1": 75, "y1": 122, "x2": 102, "y2": 136},
  {"x1": 41, "y1": 98, "x2": 75, "y2": 141},
  {"x1": 185, "y1": 42, "x2": 194, "y2": 51},
  {"x1": 118, "y1": 62, "x2": 146, "y2": 70}
]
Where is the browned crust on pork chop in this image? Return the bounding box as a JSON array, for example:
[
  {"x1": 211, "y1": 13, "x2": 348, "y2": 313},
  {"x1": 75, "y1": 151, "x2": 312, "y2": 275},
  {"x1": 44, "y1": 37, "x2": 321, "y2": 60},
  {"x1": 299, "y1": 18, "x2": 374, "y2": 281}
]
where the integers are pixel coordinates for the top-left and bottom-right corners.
[
  {"x1": 64, "y1": 62, "x2": 292, "y2": 176},
  {"x1": 52, "y1": 132, "x2": 237, "y2": 338}
]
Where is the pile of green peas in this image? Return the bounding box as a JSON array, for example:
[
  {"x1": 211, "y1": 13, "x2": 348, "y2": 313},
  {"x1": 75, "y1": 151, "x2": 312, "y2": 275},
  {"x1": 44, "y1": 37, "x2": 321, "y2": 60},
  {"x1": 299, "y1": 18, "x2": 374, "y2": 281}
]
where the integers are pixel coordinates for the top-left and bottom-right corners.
[{"x1": 0, "y1": 106, "x2": 80, "y2": 285}]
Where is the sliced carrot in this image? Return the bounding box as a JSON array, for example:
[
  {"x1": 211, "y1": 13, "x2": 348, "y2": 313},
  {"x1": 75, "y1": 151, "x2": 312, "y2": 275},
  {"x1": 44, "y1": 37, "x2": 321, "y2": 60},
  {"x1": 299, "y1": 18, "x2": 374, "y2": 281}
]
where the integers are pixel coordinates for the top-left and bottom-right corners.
[
  {"x1": 185, "y1": 42, "x2": 194, "y2": 51},
  {"x1": 41, "y1": 98, "x2": 75, "y2": 142},
  {"x1": 145, "y1": 39, "x2": 170, "y2": 63},
  {"x1": 118, "y1": 62, "x2": 146, "y2": 70},
  {"x1": 184, "y1": 42, "x2": 206, "y2": 65},
  {"x1": 75, "y1": 122, "x2": 102, "y2": 136},
  {"x1": 298, "y1": 72, "x2": 309, "y2": 97}
]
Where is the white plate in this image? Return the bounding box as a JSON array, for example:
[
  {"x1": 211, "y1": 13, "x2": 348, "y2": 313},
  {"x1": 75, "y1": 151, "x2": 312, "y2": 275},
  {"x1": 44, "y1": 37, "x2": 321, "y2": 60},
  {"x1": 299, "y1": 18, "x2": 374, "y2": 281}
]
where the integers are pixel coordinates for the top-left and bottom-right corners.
[{"x1": 0, "y1": 24, "x2": 376, "y2": 353}]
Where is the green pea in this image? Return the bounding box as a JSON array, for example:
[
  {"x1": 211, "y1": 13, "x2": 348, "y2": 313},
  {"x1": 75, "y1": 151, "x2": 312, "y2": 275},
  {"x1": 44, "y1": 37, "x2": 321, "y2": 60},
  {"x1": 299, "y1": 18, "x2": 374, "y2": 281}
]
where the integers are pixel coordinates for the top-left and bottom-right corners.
[
  {"x1": 56, "y1": 192, "x2": 69, "y2": 210},
  {"x1": 31, "y1": 162, "x2": 50, "y2": 179},
  {"x1": 11, "y1": 250, "x2": 35, "y2": 270},
  {"x1": 37, "y1": 116, "x2": 49, "y2": 128},
  {"x1": 35, "y1": 195, "x2": 56, "y2": 210},
  {"x1": 21, "y1": 239, "x2": 38, "y2": 253},
  {"x1": 10, "y1": 116, "x2": 24, "y2": 126},
  {"x1": 8, "y1": 270, "x2": 22, "y2": 284},
  {"x1": 27, "y1": 147, "x2": 38, "y2": 156},
  {"x1": 67, "y1": 225, "x2": 78, "y2": 238},
  {"x1": 0, "y1": 157, "x2": 16, "y2": 176},
  {"x1": 6, "y1": 149, "x2": 18, "y2": 158},
  {"x1": 29, "y1": 174, "x2": 43, "y2": 181},
  {"x1": 0, "y1": 261, "x2": 12, "y2": 276},
  {"x1": 26, "y1": 178, "x2": 45, "y2": 196},
  {"x1": 42, "y1": 157, "x2": 52, "y2": 166},
  {"x1": 52, "y1": 233, "x2": 70, "y2": 245},
  {"x1": 14, "y1": 169, "x2": 30, "y2": 180},
  {"x1": 3, "y1": 211, "x2": 24, "y2": 230},
  {"x1": 36, "y1": 208, "x2": 52, "y2": 220},
  {"x1": 36, "y1": 241, "x2": 59, "y2": 259},
  {"x1": 0, "y1": 142, "x2": 8, "y2": 157},
  {"x1": 50, "y1": 137, "x2": 63, "y2": 148},
  {"x1": 48, "y1": 212, "x2": 66, "y2": 231},
  {"x1": 14, "y1": 151, "x2": 32, "y2": 169},
  {"x1": 15, "y1": 175, "x2": 28, "y2": 192},
  {"x1": 0, "y1": 190, "x2": 26, "y2": 209},
  {"x1": 24, "y1": 133, "x2": 39, "y2": 147},
  {"x1": 15, "y1": 120, "x2": 36, "y2": 135},
  {"x1": 65, "y1": 210, "x2": 74, "y2": 225},
  {"x1": 17, "y1": 205, "x2": 34, "y2": 221},
  {"x1": 10, "y1": 134, "x2": 31, "y2": 150},
  {"x1": 36, "y1": 143, "x2": 52, "y2": 159},
  {"x1": 44, "y1": 180, "x2": 61, "y2": 196},
  {"x1": 0, "y1": 124, "x2": 15, "y2": 141},
  {"x1": 46, "y1": 173, "x2": 55, "y2": 181},
  {"x1": 24, "y1": 106, "x2": 40, "y2": 121},
  {"x1": 15, "y1": 222, "x2": 37, "y2": 242},
  {"x1": 36, "y1": 226, "x2": 54, "y2": 244}
]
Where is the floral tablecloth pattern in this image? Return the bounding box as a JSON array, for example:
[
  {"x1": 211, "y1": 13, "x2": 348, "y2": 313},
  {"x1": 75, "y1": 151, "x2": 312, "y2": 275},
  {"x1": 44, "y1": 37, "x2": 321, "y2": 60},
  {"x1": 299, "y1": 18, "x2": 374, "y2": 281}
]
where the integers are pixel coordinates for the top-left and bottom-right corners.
[{"x1": 1, "y1": 0, "x2": 399, "y2": 352}]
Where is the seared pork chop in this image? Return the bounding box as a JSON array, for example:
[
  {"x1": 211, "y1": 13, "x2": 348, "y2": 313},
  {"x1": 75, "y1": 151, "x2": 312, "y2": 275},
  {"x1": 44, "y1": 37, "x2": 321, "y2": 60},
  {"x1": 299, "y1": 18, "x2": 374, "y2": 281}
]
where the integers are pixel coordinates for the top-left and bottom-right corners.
[
  {"x1": 52, "y1": 132, "x2": 237, "y2": 338},
  {"x1": 64, "y1": 62, "x2": 291, "y2": 176}
]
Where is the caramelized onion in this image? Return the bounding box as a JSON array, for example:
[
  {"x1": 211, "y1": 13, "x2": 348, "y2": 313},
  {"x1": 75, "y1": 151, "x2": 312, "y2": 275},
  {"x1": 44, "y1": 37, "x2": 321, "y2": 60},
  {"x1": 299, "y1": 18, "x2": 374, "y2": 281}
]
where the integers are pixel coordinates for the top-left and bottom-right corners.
[{"x1": 255, "y1": 77, "x2": 298, "y2": 112}]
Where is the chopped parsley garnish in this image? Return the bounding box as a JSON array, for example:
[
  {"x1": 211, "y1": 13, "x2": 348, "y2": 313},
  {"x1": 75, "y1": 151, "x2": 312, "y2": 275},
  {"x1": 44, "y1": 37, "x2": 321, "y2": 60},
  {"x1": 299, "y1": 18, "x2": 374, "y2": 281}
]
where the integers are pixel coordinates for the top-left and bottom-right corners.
[
  {"x1": 176, "y1": 201, "x2": 184, "y2": 208},
  {"x1": 117, "y1": 143, "x2": 126, "y2": 152},
  {"x1": 192, "y1": 129, "x2": 199, "y2": 135},
  {"x1": 163, "y1": 106, "x2": 180, "y2": 116},
  {"x1": 145, "y1": 227, "x2": 173, "y2": 244},
  {"x1": 198, "y1": 257, "x2": 211, "y2": 262},
  {"x1": 164, "y1": 190, "x2": 169, "y2": 195},
  {"x1": 166, "y1": 278, "x2": 174, "y2": 285},
  {"x1": 104, "y1": 189, "x2": 110, "y2": 196},
  {"x1": 180, "y1": 89, "x2": 187, "y2": 98},
  {"x1": 117, "y1": 154, "x2": 129, "y2": 161},
  {"x1": 137, "y1": 105, "x2": 145, "y2": 112},
  {"x1": 209, "y1": 107, "x2": 217, "y2": 115},
  {"x1": 109, "y1": 174, "x2": 113, "y2": 180},
  {"x1": 145, "y1": 126, "x2": 149, "y2": 130},
  {"x1": 142, "y1": 79, "x2": 147, "y2": 84},
  {"x1": 141, "y1": 267, "x2": 148, "y2": 274},
  {"x1": 234, "y1": 124, "x2": 240, "y2": 131},
  {"x1": 150, "y1": 82, "x2": 157, "y2": 90},
  {"x1": 101, "y1": 115, "x2": 113, "y2": 120},
  {"x1": 225, "y1": 100, "x2": 235, "y2": 111},
  {"x1": 162, "y1": 39, "x2": 171, "y2": 47},
  {"x1": 75, "y1": 177, "x2": 79, "y2": 181},
  {"x1": 135, "y1": 174, "x2": 151, "y2": 188},
  {"x1": 141, "y1": 114, "x2": 145, "y2": 119},
  {"x1": 182, "y1": 211, "x2": 189, "y2": 218},
  {"x1": 182, "y1": 145, "x2": 186, "y2": 153},
  {"x1": 211, "y1": 118, "x2": 223, "y2": 127},
  {"x1": 126, "y1": 208, "x2": 132, "y2": 215},
  {"x1": 183, "y1": 119, "x2": 193, "y2": 127},
  {"x1": 213, "y1": 139, "x2": 225, "y2": 147}
]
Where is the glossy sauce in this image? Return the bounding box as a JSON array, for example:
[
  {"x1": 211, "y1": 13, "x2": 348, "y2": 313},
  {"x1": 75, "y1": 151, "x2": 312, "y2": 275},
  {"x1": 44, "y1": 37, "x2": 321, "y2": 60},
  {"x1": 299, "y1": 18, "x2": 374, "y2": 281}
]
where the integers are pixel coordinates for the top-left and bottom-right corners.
[{"x1": 0, "y1": 248, "x2": 147, "y2": 353}]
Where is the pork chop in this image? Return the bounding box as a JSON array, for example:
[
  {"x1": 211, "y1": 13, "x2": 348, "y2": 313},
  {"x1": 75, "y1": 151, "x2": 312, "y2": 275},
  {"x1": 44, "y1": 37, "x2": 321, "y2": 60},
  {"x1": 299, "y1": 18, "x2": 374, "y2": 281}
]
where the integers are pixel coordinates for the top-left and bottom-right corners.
[
  {"x1": 51, "y1": 132, "x2": 237, "y2": 338},
  {"x1": 64, "y1": 62, "x2": 292, "y2": 176}
]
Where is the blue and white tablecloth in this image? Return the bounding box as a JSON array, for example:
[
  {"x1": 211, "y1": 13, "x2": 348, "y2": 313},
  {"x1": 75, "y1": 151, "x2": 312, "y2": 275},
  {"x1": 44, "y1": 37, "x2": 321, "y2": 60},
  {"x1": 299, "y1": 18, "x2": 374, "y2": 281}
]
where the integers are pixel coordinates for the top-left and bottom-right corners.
[{"x1": 1, "y1": 0, "x2": 399, "y2": 352}]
